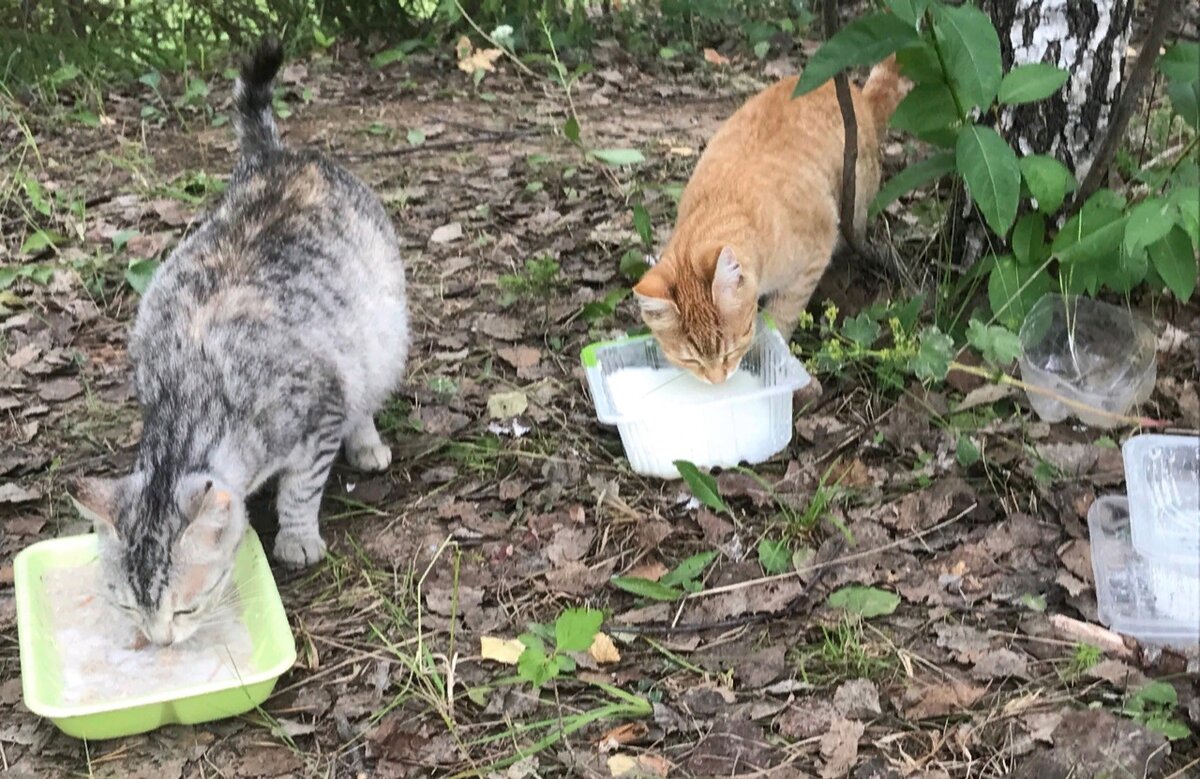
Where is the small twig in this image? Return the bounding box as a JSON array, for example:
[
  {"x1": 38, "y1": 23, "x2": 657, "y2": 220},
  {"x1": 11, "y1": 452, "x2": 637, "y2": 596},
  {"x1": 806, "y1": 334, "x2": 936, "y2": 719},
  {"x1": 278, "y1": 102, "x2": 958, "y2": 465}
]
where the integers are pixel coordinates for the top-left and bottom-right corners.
[
  {"x1": 1069, "y1": 0, "x2": 1179, "y2": 215},
  {"x1": 1047, "y1": 614, "x2": 1136, "y2": 661},
  {"x1": 948, "y1": 359, "x2": 1167, "y2": 429},
  {"x1": 339, "y1": 128, "x2": 540, "y2": 160},
  {"x1": 610, "y1": 538, "x2": 845, "y2": 635}
]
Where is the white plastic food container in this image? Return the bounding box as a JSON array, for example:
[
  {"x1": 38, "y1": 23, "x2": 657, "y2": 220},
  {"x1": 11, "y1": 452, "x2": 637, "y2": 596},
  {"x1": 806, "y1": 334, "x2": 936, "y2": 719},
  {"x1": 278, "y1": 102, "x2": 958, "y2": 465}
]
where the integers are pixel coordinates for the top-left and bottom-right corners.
[
  {"x1": 1088, "y1": 496, "x2": 1198, "y2": 647},
  {"x1": 1123, "y1": 434, "x2": 1200, "y2": 560},
  {"x1": 1016, "y1": 294, "x2": 1155, "y2": 428},
  {"x1": 581, "y1": 316, "x2": 811, "y2": 479}
]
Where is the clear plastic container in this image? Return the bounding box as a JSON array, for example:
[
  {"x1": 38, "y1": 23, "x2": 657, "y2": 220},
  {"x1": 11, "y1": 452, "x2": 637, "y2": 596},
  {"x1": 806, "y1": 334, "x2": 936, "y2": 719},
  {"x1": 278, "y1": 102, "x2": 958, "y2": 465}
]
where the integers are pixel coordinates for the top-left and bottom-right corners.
[
  {"x1": 1123, "y1": 434, "x2": 1200, "y2": 563},
  {"x1": 1017, "y1": 295, "x2": 1155, "y2": 428},
  {"x1": 581, "y1": 317, "x2": 811, "y2": 479},
  {"x1": 1088, "y1": 496, "x2": 1199, "y2": 647}
]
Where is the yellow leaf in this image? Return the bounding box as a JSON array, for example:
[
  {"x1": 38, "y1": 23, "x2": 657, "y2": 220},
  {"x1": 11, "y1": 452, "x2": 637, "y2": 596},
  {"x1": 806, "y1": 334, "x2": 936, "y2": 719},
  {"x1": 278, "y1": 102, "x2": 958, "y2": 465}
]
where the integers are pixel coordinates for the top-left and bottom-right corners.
[
  {"x1": 455, "y1": 35, "x2": 473, "y2": 61},
  {"x1": 458, "y1": 47, "x2": 503, "y2": 74},
  {"x1": 480, "y1": 636, "x2": 526, "y2": 665},
  {"x1": 668, "y1": 146, "x2": 695, "y2": 157},
  {"x1": 606, "y1": 754, "x2": 638, "y2": 777},
  {"x1": 589, "y1": 632, "x2": 621, "y2": 665},
  {"x1": 703, "y1": 48, "x2": 730, "y2": 66}
]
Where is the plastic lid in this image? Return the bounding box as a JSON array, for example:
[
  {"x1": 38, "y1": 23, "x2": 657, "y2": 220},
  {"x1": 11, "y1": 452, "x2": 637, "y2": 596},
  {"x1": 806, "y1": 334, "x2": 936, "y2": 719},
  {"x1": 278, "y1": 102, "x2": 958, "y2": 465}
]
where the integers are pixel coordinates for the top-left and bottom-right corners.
[{"x1": 1122, "y1": 434, "x2": 1200, "y2": 563}]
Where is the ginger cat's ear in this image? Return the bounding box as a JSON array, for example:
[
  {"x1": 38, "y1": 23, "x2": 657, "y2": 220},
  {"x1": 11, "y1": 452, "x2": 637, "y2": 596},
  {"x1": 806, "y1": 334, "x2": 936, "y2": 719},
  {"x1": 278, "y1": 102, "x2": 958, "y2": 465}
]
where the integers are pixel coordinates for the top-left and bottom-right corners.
[
  {"x1": 711, "y1": 246, "x2": 744, "y2": 311},
  {"x1": 633, "y1": 266, "x2": 678, "y2": 320}
]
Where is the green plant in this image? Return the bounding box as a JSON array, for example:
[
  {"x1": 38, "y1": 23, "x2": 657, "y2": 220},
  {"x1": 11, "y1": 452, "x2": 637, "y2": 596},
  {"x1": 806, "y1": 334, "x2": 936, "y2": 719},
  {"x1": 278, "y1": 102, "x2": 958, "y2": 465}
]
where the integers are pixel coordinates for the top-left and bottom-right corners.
[
  {"x1": 497, "y1": 256, "x2": 562, "y2": 306},
  {"x1": 1122, "y1": 681, "x2": 1191, "y2": 740},
  {"x1": 515, "y1": 608, "x2": 602, "y2": 687},
  {"x1": 611, "y1": 550, "x2": 717, "y2": 601},
  {"x1": 794, "y1": 616, "x2": 894, "y2": 684},
  {"x1": 799, "y1": 1, "x2": 1198, "y2": 327},
  {"x1": 1061, "y1": 642, "x2": 1101, "y2": 682}
]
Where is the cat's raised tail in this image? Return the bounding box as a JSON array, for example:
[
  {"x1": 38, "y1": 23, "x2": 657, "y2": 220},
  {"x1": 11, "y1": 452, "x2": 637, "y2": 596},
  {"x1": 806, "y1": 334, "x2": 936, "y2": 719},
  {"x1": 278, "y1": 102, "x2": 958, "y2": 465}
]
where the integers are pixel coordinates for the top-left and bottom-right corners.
[
  {"x1": 233, "y1": 36, "x2": 285, "y2": 159},
  {"x1": 861, "y1": 55, "x2": 910, "y2": 139}
]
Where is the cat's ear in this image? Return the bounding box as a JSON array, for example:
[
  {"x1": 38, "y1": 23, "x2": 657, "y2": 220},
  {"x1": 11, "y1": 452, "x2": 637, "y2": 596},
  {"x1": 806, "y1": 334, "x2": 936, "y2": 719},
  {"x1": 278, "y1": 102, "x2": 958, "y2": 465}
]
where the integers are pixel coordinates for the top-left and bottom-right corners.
[
  {"x1": 71, "y1": 477, "x2": 120, "y2": 538},
  {"x1": 633, "y1": 266, "x2": 678, "y2": 320},
  {"x1": 178, "y1": 476, "x2": 240, "y2": 555},
  {"x1": 711, "y1": 246, "x2": 744, "y2": 310}
]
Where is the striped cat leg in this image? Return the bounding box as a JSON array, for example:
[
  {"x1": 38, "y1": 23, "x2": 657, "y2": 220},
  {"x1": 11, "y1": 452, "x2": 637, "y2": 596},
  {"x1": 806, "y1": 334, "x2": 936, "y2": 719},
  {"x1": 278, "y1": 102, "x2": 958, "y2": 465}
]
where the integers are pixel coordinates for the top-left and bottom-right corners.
[
  {"x1": 273, "y1": 413, "x2": 344, "y2": 567},
  {"x1": 345, "y1": 414, "x2": 392, "y2": 472}
]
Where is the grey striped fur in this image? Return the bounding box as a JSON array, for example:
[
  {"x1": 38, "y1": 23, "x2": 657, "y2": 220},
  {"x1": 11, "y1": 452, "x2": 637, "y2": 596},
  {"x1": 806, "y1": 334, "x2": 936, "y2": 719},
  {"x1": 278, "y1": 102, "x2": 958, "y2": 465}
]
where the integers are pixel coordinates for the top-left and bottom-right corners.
[{"x1": 71, "y1": 38, "x2": 409, "y2": 645}]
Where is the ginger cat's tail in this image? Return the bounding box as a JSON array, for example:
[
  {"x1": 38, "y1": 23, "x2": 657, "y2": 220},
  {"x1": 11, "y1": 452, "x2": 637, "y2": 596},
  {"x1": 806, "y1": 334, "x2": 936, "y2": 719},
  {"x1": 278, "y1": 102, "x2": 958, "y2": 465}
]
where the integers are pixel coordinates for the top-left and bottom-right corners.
[{"x1": 861, "y1": 55, "x2": 909, "y2": 139}]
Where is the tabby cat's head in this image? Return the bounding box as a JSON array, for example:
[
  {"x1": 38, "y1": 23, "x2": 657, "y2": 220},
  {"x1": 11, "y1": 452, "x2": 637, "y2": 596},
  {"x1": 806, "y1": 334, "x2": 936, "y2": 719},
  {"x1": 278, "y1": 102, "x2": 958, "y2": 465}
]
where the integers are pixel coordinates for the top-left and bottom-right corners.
[
  {"x1": 71, "y1": 474, "x2": 246, "y2": 646},
  {"x1": 633, "y1": 246, "x2": 758, "y2": 384}
]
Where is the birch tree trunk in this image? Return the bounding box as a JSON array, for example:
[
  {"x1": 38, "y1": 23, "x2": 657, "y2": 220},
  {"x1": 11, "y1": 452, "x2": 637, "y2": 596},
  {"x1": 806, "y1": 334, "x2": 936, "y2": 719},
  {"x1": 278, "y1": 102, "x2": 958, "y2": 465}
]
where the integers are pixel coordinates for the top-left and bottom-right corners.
[{"x1": 952, "y1": 0, "x2": 1135, "y2": 266}]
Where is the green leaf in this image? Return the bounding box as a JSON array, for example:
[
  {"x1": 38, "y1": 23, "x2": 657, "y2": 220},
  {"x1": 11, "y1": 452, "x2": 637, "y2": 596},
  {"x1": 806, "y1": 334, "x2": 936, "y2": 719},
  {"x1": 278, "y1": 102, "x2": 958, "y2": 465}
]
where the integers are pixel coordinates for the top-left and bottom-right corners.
[
  {"x1": 1148, "y1": 226, "x2": 1197, "y2": 301},
  {"x1": 1168, "y1": 187, "x2": 1199, "y2": 247},
  {"x1": 956, "y1": 125, "x2": 1021, "y2": 236},
  {"x1": 1019, "y1": 154, "x2": 1076, "y2": 214},
  {"x1": 1011, "y1": 212, "x2": 1047, "y2": 266},
  {"x1": 661, "y1": 551, "x2": 717, "y2": 589},
  {"x1": 1124, "y1": 197, "x2": 1177, "y2": 255},
  {"x1": 610, "y1": 576, "x2": 682, "y2": 601},
  {"x1": 933, "y1": 3, "x2": 1003, "y2": 109},
  {"x1": 1052, "y1": 190, "x2": 1127, "y2": 266},
  {"x1": 966, "y1": 319, "x2": 1021, "y2": 366},
  {"x1": 111, "y1": 228, "x2": 139, "y2": 252},
  {"x1": 896, "y1": 42, "x2": 944, "y2": 83},
  {"x1": 371, "y1": 46, "x2": 407, "y2": 68},
  {"x1": 71, "y1": 109, "x2": 100, "y2": 128},
  {"x1": 1157, "y1": 42, "x2": 1199, "y2": 82},
  {"x1": 125, "y1": 259, "x2": 159, "y2": 295},
  {"x1": 910, "y1": 326, "x2": 953, "y2": 382},
  {"x1": 891, "y1": 81, "x2": 962, "y2": 135},
  {"x1": 886, "y1": 0, "x2": 931, "y2": 27},
  {"x1": 842, "y1": 312, "x2": 881, "y2": 346},
  {"x1": 1129, "y1": 680, "x2": 1178, "y2": 710},
  {"x1": 19, "y1": 230, "x2": 60, "y2": 255},
  {"x1": 619, "y1": 249, "x2": 649, "y2": 281},
  {"x1": 758, "y1": 538, "x2": 791, "y2": 575},
  {"x1": 581, "y1": 287, "x2": 629, "y2": 324},
  {"x1": 673, "y1": 460, "x2": 727, "y2": 513},
  {"x1": 406, "y1": 128, "x2": 426, "y2": 146},
  {"x1": 1166, "y1": 78, "x2": 1199, "y2": 129},
  {"x1": 793, "y1": 14, "x2": 920, "y2": 97},
  {"x1": 956, "y1": 435, "x2": 981, "y2": 467},
  {"x1": 827, "y1": 585, "x2": 901, "y2": 618},
  {"x1": 590, "y1": 148, "x2": 645, "y2": 166},
  {"x1": 554, "y1": 608, "x2": 604, "y2": 652},
  {"x1": 632, "y1": 203, "x2": 652, "y2": 247},
  {"x1": 998, "y1": 63, "x2": 1069, "y2": 105},
  {"x1": 870, "y1": 151, "x2": 955, "y2": 218},
  {"x1": 563, "y1": 116, "x2": 581, "y2": 144},
  {"x1": 517, "y1": 640, "x2": 557, "y2": 687},
  {"x1": 988, "y1": 254, "x2": 1052, "y2": 330}
]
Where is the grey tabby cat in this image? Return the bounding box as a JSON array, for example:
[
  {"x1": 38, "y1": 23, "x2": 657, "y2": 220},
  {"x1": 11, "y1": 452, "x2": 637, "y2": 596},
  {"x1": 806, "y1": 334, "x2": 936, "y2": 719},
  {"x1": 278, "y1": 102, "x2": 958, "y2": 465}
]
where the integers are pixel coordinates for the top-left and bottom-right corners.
[{"x1": 71, "y1": 37, "x2": 409, "y2": 646}]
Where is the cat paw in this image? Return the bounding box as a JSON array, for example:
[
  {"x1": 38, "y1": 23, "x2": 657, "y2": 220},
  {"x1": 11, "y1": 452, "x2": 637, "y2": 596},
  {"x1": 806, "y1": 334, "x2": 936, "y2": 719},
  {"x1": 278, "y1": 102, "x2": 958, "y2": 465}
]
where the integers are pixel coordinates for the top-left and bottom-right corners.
[
  {"x1": 348, "y1": 442, "x2": 392, "y2": 472},
  {"x1": 273, "y1": 530, "x2": 327, "y2": 568}
]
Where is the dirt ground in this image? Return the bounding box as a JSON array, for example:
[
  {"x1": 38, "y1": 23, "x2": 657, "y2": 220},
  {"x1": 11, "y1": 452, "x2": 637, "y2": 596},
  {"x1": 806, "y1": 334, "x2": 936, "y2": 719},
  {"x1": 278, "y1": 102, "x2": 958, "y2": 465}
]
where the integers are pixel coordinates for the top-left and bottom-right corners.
[{"x1": 1, "y1": 41, "x2": 1199, "y2": 779}]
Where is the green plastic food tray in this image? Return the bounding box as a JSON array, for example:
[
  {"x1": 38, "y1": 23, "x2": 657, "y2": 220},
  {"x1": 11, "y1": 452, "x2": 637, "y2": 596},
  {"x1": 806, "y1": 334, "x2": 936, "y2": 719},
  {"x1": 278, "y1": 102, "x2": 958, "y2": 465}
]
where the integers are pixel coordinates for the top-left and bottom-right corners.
[{"x1": 15, "y1": 529, "x2": 296, "y2": 740}]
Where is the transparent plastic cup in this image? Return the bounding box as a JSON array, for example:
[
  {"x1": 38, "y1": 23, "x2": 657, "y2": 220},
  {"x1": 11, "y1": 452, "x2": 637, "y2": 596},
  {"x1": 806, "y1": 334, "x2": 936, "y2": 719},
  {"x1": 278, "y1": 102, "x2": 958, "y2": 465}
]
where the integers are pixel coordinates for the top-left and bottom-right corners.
[
  {"x1": 1088, "y1": 496, "x2": 1199, "y2": 647},
  {"x1": 1017, "y1": 295, "x2": 1155, "y2": 428},
  {"x1": 1123, "y1": 434, "x2": 1200, "y2": 563},
  {"x1": 581, "y1": 316, "x2": 811, "y2": 479}
]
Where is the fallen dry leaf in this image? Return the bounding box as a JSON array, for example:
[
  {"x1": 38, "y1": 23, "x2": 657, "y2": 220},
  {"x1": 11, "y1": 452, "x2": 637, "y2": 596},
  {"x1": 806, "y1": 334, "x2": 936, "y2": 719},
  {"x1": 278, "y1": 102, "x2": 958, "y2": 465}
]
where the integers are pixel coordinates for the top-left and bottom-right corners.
[
  {"x1": 703, "y1": 48, "x2": 730, "y2": 65},
  {"x1": 429, "y1": 222, "x2": 464, "y2": 244},
  {"x1": 904, "y1": 680, "x2": 986, "y2": 720},
  {"x1": 487, "y1": 389, "x2": 528, "y2": 419},
  {"x1": 635, "y1": 754, "x2": 671, "y2": 777},
  {"x1": 0, "y1": 483, "x2": 44, "y2": 504},
  {"x1": 971, "y1": 648, "x2": 1030, "y2": 680},
  {"x1": 480, "y1": 636, "x2": 526, "y2": 665},
  {"x1": 595, "y1": 721, "x2": 648, "y2": 752},
  {"x1": 606, "y1": 754, "x2": 638, "y2": 776},
  {"x1": 832, "y1": 679, "x2": 881, "y2": 719},
  {"x1": 456, "y1": 37, "x2": 503, "y2": 73},
  {"x1": 589, "y1": 632, "x2": 621, "y2": 665},
  {"x1": 819, "y1": 716, "x2": 864, "y2": 778}
]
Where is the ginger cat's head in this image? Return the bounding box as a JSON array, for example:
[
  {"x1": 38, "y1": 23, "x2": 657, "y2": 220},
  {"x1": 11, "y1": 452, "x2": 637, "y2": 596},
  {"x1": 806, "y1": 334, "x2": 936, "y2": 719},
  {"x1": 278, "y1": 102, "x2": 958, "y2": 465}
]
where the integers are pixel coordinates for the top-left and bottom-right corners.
[{"x1": 633, "y1": 246, "x2": 758, "y2": 384}]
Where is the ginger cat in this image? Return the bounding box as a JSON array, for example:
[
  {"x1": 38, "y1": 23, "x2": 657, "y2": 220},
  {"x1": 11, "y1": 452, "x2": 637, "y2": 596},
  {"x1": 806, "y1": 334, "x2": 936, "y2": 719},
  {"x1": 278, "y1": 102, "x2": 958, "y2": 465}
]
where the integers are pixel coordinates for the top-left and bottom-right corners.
[{"x1": 634, "y1": 57, "x2": 908, "y2": 384}]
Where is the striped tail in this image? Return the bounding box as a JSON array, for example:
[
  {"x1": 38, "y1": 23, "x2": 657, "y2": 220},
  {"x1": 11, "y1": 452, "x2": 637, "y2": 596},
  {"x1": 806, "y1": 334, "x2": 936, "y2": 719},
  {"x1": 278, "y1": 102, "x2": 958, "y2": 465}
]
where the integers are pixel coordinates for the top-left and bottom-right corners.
[
  {"x1": 861, "y1": 55, "x2": 910, "y2": 139},
  {"x1": 233, "y1": 36, "x2": 284, "y2": 159}
]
